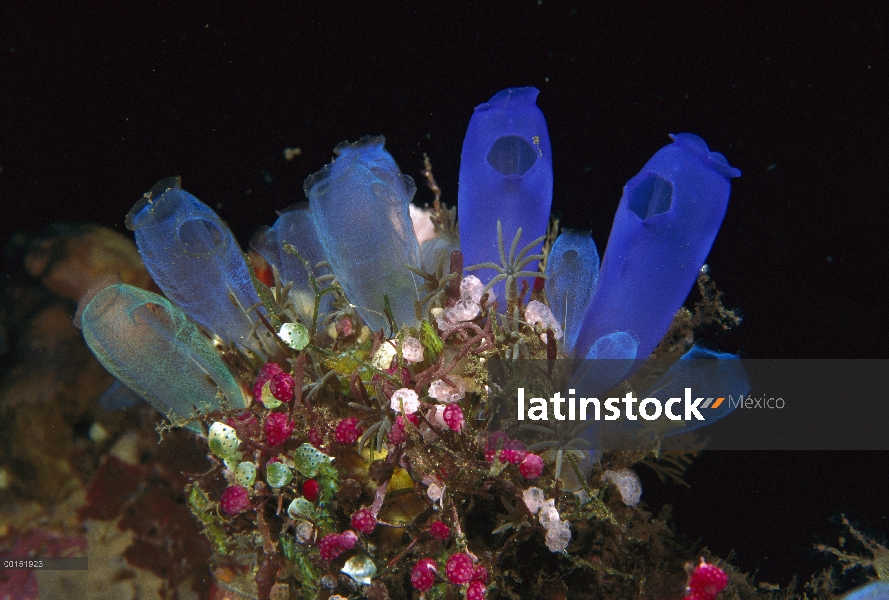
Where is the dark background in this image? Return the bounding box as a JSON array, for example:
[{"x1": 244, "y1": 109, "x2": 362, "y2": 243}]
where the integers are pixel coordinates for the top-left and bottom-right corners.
[{"x1": 2, "y1": 1, "x2": 887, "y2": 590}]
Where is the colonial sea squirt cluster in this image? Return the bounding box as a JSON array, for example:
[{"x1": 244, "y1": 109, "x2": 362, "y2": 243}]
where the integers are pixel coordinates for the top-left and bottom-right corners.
[{"x1": 76, "y1": 87, "x2": 744, "y2": 599}]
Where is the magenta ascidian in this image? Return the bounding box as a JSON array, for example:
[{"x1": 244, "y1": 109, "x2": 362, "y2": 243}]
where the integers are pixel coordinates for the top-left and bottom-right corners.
[{"x1": 74, "y1": 87, "x2": 749, "y2": 599}]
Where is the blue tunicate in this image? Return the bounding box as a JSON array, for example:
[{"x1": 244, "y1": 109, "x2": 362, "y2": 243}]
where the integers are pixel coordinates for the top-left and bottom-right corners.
[
  {"x1": 638, "y1": 344, "x2": 748, "y2": 432},
  {"x1": 458, "y1": 87, "x2": 553, "y2": 302},
  {"x1": 79, "y1": 283, "x2": 244, "y2": 430},
  {"x1": 584, "y1": 344, "x2": 748, "y2": 452},
  {"x1": 304, "y1": 136, "x2": 422, "y2": 332},
  {"x1": 250, "y1": 202, "x2": 332, "y2": 324},
  {"x1": 575, "y1": 134, "x2": 740, "y2": 363},
  {"x1": 126, "y1": 177, "x2": 272, "y2": 355},
  {"x1": 545, "y1": 230, "x2": 599, "y2": 352},
  {"x1": 841, "y1": 581, "x2": 889, "y2": 600},
  {"x1": 571, "y1": 331, "x2": 638, "y2": 397}
]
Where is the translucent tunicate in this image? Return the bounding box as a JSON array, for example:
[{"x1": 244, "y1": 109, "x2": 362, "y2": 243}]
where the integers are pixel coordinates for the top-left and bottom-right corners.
[
  {"x1": 545, "y1": 230, "x2": 599, "y2": 352},
  {"x1": 126, "y1": 177, "x2": 273, "y2": 355},
  {"x1": 250, "y1": 202, "x2": 332, "y2": 324},
  {"x1": 80, "y1": 284, "x2": 244, "y2": 430},
  {"x1": 304, "y1": 136, "x2": 422, "y2": 332}
]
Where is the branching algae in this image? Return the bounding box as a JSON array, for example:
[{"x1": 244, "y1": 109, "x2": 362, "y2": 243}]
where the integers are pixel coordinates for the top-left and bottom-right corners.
[{"x1": 77, "y1": 87, "x2": 748, "y2": 600}]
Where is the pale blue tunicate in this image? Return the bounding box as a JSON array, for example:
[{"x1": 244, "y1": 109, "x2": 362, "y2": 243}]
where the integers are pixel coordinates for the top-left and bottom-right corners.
[
  {"x1": 126, "y1": 177, "x2": 272, "y2": 355},
  {"x1": 304, "y1": 136, "x2": 422, "y2": 332},
  {"x1": 571, "y1": 331, "x2": 638, "y2": 397},
  {"x1": 587, "y1": 331, "x2": 638, "y2": 361},
  {"x1": 250, "y1": 201, "x2": 332, "y2": 324},
  {"x1": 545, "y1": 230, "x2": 599, "y2": 352},
  {"x1": 80, "y1": 283, "x2": 244, "y2": 430}
]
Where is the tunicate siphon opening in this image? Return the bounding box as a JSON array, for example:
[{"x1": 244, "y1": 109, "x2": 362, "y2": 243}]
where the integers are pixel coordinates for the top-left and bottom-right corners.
[
  {"x1": 627, "y1": 175, "x2": 673, "y2": 220},
  {"x1": 487, "y1": 135, "x2": 538, "y2": 177},
  {"x1": 125, "y1": 177, "x2": 182, "y2": 231}
]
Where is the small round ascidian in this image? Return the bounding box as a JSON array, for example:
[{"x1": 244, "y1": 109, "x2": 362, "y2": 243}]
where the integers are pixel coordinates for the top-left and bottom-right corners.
[
  {"x1": 264, "y1": 412, "x2": 295, "y2": 446},
  {"x1": 500, "y1": 439, "x2": 527, "y2": 464},
  {"x1": 318, "y1": 533, "x2": 343, "y2": 561},
  {"x1": 307, "y1": 427, "x2": 323, "y2": 447},
  {"x1": 269, "y1": 371, "x2": 295, "y2": 401},
  {"x1": 387, "y1": 414, "x2": 419, "y2": 445},
  {"x1": 219, "y1": 485, "x2": 250, "y2": 515},
  {"x1": 467, "y1": 580, "x2": 487, "y2": 600},
  {"x1": 430, "y1": 520, "x2": 450, "y2": 541},
  {"x1": 683, "y1": 559, "x2": 729, "y2": 600},
  {"x1": 337, "y1": 530, "x2": 358, "y2": 550},
  {"x1": 234, "y1": 461, "x2": 257, "y2": 487},
  {"x1": 351, "y1": 508, "x2": 376, "y2": 535},
  {"x1": 208, "y1": 422, "x2": 240, "y2": 459},
  {"x1": 302, "y1": 479, "x2": 319, "y2": 502},
  {"x1": 442, "y1": 404, "x2": 464, "y2": 432},
  {"x1": 471, "y1": 565, "x2": 487, "y2": 583},
  {"x1": 253, "y1": 362, "x2": 283, "y2": 403},
  {"x1": 335, "y1": 417, "x2": 362, "y2": 445},
  {"x1": 519, "y1": 453, "x2": 544, "y2": 479},
  {"x1": 446, "y1": 553, "x2": 474, "y2": 585},
  {"x1": 484, "y1": 431, "x2": 508, "y2": 462},
  {"x1": 411, "y1": 558, "x2": 437, "y2": 592}
]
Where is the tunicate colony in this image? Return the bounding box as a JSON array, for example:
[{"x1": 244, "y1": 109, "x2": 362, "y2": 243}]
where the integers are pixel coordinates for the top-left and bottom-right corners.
[{"x1": 77, "y1": 87, "x2": 748, "y2": 450}]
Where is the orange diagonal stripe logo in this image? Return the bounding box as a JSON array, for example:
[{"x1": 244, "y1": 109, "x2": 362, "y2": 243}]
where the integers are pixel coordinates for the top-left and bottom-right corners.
[{"x1": 711, "y1": 397, "x2": 725, "y2": 409}]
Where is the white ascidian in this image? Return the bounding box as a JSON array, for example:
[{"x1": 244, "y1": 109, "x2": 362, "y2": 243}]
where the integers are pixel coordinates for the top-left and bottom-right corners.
[
  {"x1": 545, "y1": 522, "x2": 572, "y2": 552},
  {"x1": 390, "y1": 388, "x2": 420, "y2": 415},
  {"x1": 428, "y1": 376, "x2": 467, "y2": 404},
  {"x1": 523, "y1": 487, "x2": 572, "y2": 552},
  {"x1": 426, "y1": 482, "x2": 443, "y2": 503},
  {"x1": 434, "y1": 275, "x2": 498, "y2": 332},
  {"x1": 522, "y1": 486, "x2": 546, "y2": 515},
  {"x1": 524, "y1": 300, "x2": 563, "y2": 343},
  {"x1": 401, "y1": 336, "x2": 424, "y2": 363},
  {"x1": 602, "y1": 468, "x2": 642, "y2": 507}
]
